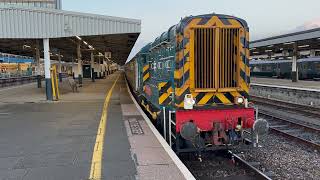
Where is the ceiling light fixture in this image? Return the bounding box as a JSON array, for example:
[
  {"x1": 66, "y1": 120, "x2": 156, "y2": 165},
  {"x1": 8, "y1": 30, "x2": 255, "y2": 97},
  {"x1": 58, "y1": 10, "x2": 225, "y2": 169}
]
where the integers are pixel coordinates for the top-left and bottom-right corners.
[
  {"x1": 76, "y1": 36, "x2": 82, "y2": 40},
  {"x1": 298, "y1": 45, "x2": 310, "y2": 48},
  {"x1": 283, "y1": 42, "x2": 294, "y2": 45}
]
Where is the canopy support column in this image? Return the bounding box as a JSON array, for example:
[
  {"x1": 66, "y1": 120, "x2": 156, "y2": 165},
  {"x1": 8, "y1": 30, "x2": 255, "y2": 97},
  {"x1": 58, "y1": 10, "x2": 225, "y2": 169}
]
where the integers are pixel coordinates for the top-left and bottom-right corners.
[
  {"x1": 292, "y1": 43, "x2": 298, "y2": 82},
  {"x1": 77, "y1": 42, "x2": 82, "y2": 86},
  {"x1": 35, "y1": 40, "x2": 42, "y2": 88},
  {"x1": 43, "y1": 38, "x2": 53, "y2": 101},
  {"x1": 58, "y1": 52, "x2": 62, "y2": 82},
  {"x1": 91, "y1": 52, "x2": 95, "y2": 82}
]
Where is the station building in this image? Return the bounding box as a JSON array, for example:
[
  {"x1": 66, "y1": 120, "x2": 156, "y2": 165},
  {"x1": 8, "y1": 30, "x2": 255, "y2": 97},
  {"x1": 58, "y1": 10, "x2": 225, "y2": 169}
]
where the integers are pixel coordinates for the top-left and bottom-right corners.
[
  {"x1": 0, "y1": 0, "x2": 141, "y2": 100},
  {"x1": 250, "y1": 28, "x2": 320, "y2": 82}
]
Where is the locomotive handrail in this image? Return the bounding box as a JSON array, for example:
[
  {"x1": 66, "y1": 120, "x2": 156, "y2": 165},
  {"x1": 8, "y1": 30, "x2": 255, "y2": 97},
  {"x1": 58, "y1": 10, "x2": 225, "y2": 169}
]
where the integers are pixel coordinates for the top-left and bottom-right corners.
[
  {"x1": 163, "y1": 107, "x2": 167, "y2": 141},
  {"x1": 169, "y1": 110, "x2": 176, "y2": 147}
]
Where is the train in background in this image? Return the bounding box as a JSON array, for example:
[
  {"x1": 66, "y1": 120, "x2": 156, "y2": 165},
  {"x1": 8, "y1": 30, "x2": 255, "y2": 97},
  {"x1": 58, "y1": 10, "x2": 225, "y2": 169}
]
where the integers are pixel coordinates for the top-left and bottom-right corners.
[
  {"x1": 250, "y1": 57, "x2": 320, "y2": 80},
  {"x1": 125, "y1": 14, "x2": 267, "y2": 155},
  {"x1": 0, "y1": 63, "x2": 32, "y2": 77},
  {"x1": 0, "y1": 56, "x2": 33, "y2": 78}
]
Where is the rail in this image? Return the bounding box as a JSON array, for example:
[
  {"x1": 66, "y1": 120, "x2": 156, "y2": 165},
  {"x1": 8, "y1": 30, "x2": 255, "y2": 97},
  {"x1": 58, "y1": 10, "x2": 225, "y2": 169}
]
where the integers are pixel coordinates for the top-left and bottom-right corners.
[
  {"x1": 229, "y1": 150, "x2": 272, "y2": 180},
  {"x1": 181, "y1": 150, "x2": 272, "y2": 180},
  {"x1": 251, "y1": 95, "x2": 320, "y2": 117},
  {"x1": 259, "y1": 111, "x2": 320, "y2": 151}
]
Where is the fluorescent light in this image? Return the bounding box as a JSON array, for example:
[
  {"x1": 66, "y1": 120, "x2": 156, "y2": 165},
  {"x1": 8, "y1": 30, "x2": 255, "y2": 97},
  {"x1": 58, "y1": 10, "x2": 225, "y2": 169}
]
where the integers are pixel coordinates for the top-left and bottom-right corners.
[
  {"x1": 267, "y1": 45, "x2": 274, "y2": 48},
  {"x1": 265, "y1": 50, "x2": 272, "y2": 52},
  {"x1": 83, "y1": 41, "x2": 88, "y2": 45},
  {"x1": 253, "y1": 51, "x2": 259, "y2": 54},
  {"x1": 250, "y1": 48, "x2": 256, "y2": 50},
  {"x1": 298, "y1": 45, "x2": 310, "y2": 48},
  {"x1": 76, "y1": 36, "x2": 82, "y2": 40},
  {"x1": 88, "y1": 45, "x2": 94, "y2": 50},
  {"x1": 284, "y1": 42, "x2": 294, "y2": 45},
  {"x1": 280, "y1": 48, "x2": 284, "y2": 51}
]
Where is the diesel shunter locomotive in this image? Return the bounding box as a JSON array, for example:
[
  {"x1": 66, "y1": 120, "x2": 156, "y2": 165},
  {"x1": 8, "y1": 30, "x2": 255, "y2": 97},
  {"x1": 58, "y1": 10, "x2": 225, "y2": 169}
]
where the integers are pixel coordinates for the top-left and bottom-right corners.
[{"x1": 125, "y1": 14, "x2": 266, "y2": 154}]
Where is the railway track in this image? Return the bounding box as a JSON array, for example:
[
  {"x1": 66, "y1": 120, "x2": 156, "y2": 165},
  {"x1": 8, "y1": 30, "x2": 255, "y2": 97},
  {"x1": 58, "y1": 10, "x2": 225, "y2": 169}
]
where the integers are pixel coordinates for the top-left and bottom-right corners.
[
  {"x1": 181, "y1": 150, "x2": 272, "y2": 180},
  {"x1": 251, "y1": 96, "x2": 320, "y2": 118},
  {"x1": 259, "y1": 111, "x2": 320, "y2": 151}
]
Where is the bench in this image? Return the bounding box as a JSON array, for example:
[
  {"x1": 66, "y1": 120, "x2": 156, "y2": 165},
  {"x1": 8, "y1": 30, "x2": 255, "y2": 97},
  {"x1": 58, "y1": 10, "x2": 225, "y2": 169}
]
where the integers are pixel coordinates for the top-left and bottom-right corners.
[{"x1": 68, "y1": 78, "x2": 80, "y2": 92}]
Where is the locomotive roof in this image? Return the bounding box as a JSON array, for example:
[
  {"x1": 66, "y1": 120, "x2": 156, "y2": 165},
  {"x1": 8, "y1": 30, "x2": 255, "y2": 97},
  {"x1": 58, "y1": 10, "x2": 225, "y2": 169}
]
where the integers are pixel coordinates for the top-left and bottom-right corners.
[
  {"x1": 127, "y1": 13, "x2": 249, "y2": 64},
  {"x1": 176, "y1": 13, "x2": 248, "y2": 34},
  {"x1": 149, "y1": 13, "x2": 248, "y2": 49}
]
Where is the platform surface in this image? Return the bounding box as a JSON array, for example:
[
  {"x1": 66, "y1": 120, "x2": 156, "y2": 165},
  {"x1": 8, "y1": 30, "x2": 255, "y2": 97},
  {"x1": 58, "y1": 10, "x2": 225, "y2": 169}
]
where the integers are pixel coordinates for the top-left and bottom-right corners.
[
  {"x1": 251, "y1": 77, "x2": 320, "y2": 90},
  {"x1": 0, "y1": 72, "x2": 186, "y2": 180}
]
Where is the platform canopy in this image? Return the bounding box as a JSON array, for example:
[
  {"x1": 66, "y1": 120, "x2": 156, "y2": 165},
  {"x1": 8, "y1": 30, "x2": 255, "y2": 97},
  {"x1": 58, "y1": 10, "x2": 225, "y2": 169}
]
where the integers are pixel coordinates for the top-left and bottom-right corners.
[
  {"x1": 0, "y1": 6, "x2": 141, "y2": 65},
  {"x1": 250, "y1": 28, "x2": 320, "y2": 57}
]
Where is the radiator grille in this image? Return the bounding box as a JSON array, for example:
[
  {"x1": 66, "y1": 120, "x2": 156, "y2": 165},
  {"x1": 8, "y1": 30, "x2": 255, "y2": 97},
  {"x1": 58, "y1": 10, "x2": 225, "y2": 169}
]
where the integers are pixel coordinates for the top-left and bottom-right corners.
[{"x1": 194, "y1": 28, "x2": 239, "y2": 90}]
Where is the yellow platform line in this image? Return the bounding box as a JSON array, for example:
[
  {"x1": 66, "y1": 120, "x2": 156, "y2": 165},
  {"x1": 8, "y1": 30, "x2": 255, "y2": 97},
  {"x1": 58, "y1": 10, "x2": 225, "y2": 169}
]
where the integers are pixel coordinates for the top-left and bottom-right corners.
[{"x1": 89, "y1": 75, "x2": 120, "y2": 180}]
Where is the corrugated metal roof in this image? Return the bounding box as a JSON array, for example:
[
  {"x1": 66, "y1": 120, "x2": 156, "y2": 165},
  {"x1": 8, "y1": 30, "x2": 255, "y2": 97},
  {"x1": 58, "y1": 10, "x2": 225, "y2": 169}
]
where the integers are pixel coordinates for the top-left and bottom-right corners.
[{"x1": 0, "y1": 6, "x2": 141, "y2": 39}]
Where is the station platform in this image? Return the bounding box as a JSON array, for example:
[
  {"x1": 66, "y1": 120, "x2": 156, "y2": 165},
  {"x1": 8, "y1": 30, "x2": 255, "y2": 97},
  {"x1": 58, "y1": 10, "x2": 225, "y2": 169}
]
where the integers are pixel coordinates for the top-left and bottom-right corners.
[
  {"x1": 0, "y1": 72, "x2": 190, "y2": 180},
  {"x1": 251, "y1": 77, "x2": 320, "y2": 91},
  {"x1": 250, "y1": 77, "x2": 320, "y2": 108}
]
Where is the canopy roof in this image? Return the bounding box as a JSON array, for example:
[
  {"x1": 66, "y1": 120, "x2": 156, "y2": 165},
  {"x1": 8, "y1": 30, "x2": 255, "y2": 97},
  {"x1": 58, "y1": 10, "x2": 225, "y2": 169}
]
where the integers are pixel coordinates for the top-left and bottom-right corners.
[{"x1": 0, "y1": 6, "x2": 141, "y2": 64}]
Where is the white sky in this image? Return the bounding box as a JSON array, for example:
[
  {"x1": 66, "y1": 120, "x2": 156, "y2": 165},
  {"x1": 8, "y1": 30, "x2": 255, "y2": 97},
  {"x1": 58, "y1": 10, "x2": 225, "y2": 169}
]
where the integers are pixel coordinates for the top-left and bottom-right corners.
[{"x1": 63, "y1": 0, "x2": 320, "y2": 59}]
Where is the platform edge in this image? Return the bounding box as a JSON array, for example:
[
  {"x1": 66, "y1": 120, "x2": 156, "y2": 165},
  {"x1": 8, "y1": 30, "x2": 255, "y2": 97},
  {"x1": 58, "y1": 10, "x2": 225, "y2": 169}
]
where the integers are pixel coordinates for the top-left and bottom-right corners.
[{"x1": 125, "y1": 80, "x2": 195, "y2": 180}]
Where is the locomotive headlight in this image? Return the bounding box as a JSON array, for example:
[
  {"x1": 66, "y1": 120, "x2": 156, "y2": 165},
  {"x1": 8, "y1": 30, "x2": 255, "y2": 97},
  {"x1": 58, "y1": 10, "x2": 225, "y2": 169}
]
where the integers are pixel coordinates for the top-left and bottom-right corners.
[{"x1": 236, "y1": 97, "x2": 244, "y2": 104}]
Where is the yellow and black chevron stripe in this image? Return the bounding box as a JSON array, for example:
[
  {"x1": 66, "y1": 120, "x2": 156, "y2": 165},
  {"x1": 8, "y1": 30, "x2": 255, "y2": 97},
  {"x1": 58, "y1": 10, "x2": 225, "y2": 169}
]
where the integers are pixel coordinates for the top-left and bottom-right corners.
[
  {"x1": 140, "y1": 95, "x2": 160, "y2": 120},
  {"x1": 143, "y1": 64, "x2": 150, "y2": 83},
  {"x1": 239, "y1": 27, "x2": 250, "y2": 99},
  {"x1": 158, "y1": 81, "x2": 173, "y2": 106},
  {"x1": 174, "y1": 15, "x2": 251, "y2": 108}
]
